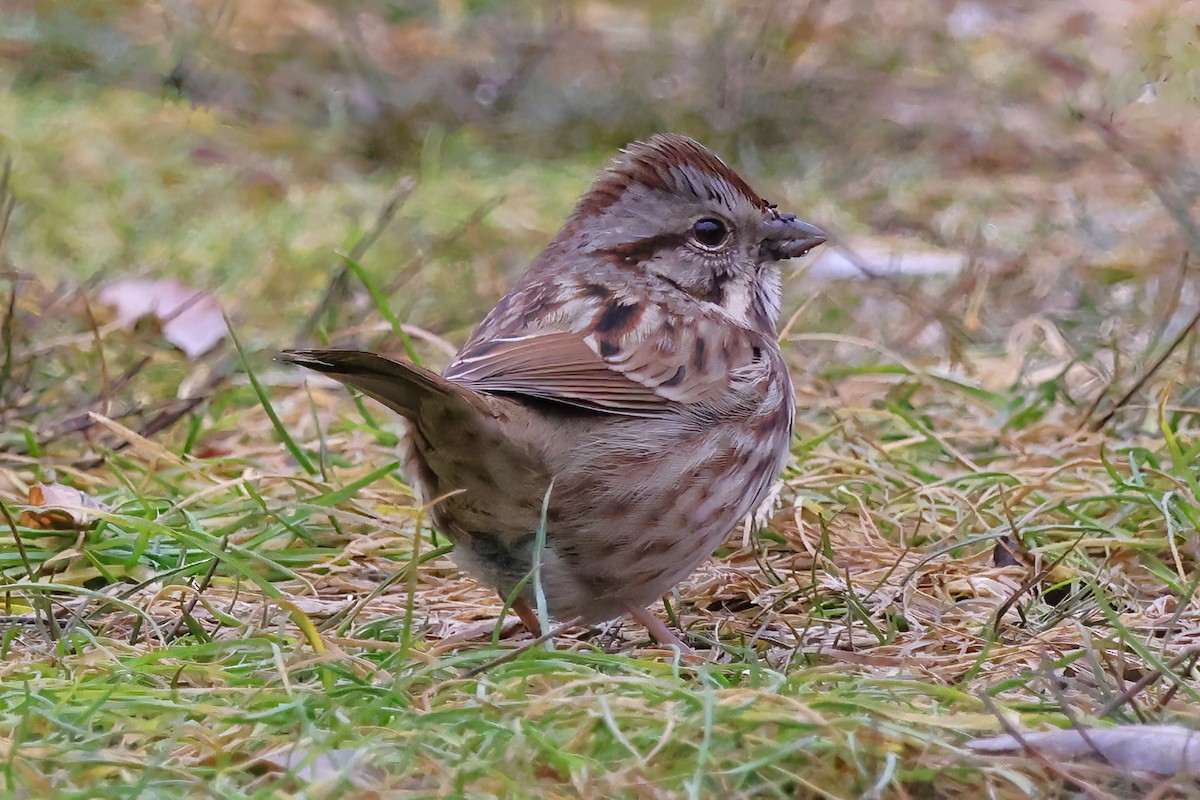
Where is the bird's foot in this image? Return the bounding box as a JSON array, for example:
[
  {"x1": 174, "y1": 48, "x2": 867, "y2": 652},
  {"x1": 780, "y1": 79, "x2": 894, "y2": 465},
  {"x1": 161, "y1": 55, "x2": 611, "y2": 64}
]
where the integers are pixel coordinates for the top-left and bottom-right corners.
[
  {"x1": 625, "y1": 604, "x2": 702, "y2": 661},
  {"x1": 511, "y1": 596, "x2": 544, "y2": 637}
]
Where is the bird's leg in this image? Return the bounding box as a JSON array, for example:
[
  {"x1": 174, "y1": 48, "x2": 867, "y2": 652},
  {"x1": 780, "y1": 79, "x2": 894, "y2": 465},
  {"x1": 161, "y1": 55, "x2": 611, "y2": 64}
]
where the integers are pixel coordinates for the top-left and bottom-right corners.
[
  {"x1": 510, "y1": 596, "x2": 543, "y2": 637},
  {"x1": 626, "y1": 603, "x2": 697, "y2": 657}
]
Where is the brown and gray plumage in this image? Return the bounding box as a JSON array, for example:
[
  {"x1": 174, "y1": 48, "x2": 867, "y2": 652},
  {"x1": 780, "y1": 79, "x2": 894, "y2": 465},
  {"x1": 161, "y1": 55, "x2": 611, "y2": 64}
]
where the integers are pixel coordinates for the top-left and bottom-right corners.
[{"x1": 281, "y1": 134, "x2": 826, "y2": 652}]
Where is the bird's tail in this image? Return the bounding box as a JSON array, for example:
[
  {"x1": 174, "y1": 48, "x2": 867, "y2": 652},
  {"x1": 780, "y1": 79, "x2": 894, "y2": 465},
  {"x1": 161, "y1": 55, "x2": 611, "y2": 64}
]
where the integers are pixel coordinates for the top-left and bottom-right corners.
[{"x1": 278, "y1": 349, "x2": 477, "y2": 419}]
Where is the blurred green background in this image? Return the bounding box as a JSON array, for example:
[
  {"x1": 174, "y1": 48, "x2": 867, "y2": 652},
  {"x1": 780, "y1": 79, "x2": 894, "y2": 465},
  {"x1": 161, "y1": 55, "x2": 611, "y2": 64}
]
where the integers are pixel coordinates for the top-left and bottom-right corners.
[{"x1": 6, "y1": 0, "x2": 1196, "y2": 360}]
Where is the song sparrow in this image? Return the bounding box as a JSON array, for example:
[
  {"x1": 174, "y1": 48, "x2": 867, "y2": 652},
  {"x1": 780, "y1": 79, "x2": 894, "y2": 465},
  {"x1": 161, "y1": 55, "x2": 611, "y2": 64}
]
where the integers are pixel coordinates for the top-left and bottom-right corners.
[{"x1": 282, "y1": 134, "x2": 826, "y2": 652}]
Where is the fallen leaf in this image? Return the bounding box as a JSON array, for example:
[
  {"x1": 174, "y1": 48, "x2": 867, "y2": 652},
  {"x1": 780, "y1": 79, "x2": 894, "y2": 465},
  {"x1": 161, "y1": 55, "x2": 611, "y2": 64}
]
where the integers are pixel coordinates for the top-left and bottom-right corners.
[
  {"x1": 19, "y1": 483, "x2": 103, "y2": 530},
  {"x1": 192, "y1": 441, "x2": 234, "y2": 459},
  {"x1": 98, "y1": 278, "x2": 227, "y2": 359},
  {"x1": 255, "y1": 746, "x2": 383, "y2": 788},
  {"x1": 967, "y1": 725, "x2": 1200, "y2": 776},
  {"x1": 974, "y1": 315, "x2": 1107, "y2": 398},
  {"x1": 806, "y1": 244, "x2": 965, "y2": 281},
  {"x1": 992, "y1": 535, "x2": 1024, "y2": 568}
]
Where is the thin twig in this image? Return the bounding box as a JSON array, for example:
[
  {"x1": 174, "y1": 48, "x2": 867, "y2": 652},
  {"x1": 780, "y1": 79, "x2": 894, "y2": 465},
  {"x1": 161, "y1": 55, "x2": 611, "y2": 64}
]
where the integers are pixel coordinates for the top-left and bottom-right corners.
[
  {"x1": 297, "y1": 178, "x2": 416, "y2": 343},
  {"x1": 1098, "y1": 642, "x2": 1200, "y2": 718},
  {"x1": 823, "y1": 238, "x2": 977, "y2": 347},
  {"x1": 0, "y1": 159, "x2": 17, "y2": 402},
  {"x1": 989, "y1": 531, "x2": 1086, "y2": 634},
  {"x1": 80, "y1": 294, "x2": 112, "y2": 417},
  {"x1": 1154, "y1": 651, "x2": 1200, "y2": 712},
  {"x1": 1090, "y1": 290, "x2": 1200, "y2": 432},
  {"x1": 462, "y1": 617, "x2": 584, "y2": 678},
  {"x1": 0, "y1": 158, "x2": 14, "y2": 248},
  {"x1": 1079, "y1": 252, "x2": 1190, "y2": 430},
  {"x1": 0, "y1": 500, "x2": 61, "y2": 641},
  {"x1": 0, "y1": 277, "x2": 15, "y2": 402},
  {"x1": 1082, "y1": 113, "x2": 1200, "y2": 253},
  {"x1": 1038, "y1": 648, "x2": 1110, "y2": 768},
  {"x1": 164, "y1": 535, "x2": 229, "y2": 642}
]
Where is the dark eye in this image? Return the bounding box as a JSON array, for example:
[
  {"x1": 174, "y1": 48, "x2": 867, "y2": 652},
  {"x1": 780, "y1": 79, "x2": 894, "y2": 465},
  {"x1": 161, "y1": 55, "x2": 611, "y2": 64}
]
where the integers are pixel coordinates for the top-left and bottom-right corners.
[{"x1": 691, "y1": 218, "x2": 729, "y2": 248}]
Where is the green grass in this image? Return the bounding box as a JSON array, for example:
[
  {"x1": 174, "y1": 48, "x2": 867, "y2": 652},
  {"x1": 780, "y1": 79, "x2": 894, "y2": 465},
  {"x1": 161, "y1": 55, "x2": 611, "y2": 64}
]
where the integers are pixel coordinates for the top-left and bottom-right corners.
[{"x1": 4, "y1": 9, "x2": 1200, "y2": 796}]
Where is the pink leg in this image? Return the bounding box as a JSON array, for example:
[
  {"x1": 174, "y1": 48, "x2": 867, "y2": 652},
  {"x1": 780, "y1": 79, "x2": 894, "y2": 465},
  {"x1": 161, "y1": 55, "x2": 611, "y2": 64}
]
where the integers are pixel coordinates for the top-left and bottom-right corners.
[
  {"x1": 626, "y1": 604, "x2": 698, "y2": 658},
  {"x1": 510, "y1": 596, "x2": 543, "y2": 637}
]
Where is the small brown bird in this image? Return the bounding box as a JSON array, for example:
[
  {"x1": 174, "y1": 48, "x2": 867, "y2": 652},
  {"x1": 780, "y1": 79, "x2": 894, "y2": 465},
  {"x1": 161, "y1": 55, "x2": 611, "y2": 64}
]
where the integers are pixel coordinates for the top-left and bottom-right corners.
[{"x1": 282, "y1": 134, "x2": 825, "y2": 652}]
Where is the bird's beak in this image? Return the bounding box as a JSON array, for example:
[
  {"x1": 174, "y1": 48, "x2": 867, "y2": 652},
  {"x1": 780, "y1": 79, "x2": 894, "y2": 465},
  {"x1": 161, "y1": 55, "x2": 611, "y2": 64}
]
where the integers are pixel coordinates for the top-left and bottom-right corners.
[{"x1": 760, "y1": 214, "x2": 827, "y2": 261}]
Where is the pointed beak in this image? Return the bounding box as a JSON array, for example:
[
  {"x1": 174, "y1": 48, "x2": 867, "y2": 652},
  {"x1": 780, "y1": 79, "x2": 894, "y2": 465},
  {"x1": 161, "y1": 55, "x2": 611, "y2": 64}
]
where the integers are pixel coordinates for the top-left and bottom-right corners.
[{"x1": 760, "y1": 214, "x2": 827, "y2": 262}]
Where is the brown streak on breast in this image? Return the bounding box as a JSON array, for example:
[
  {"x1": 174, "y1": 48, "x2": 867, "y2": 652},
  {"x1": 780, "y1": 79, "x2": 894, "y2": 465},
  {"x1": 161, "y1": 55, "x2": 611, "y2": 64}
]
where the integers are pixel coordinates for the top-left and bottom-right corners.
[
  {"x1": 594, "y1": 300, "x2": 644, "y2": 338},
  {"x1": 582, "y1": 282, "x2": 613, "y2": 299},
  {"x1": 635, "y1": 539, "x2": 676, "y2": 558},
  {"x1": 756, "y1": 396, "x2": 792, "y2": 438},
  {"x1": 698, "y1": 281, "x2": 725, "y2": 305}
]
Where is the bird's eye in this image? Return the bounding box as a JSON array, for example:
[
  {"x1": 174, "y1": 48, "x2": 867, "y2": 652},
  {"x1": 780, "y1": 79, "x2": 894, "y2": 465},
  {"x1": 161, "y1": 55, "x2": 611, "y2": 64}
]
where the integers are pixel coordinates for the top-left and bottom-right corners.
[{"x1": 691, "y1": 218, "x2": 729, "y2": 248}]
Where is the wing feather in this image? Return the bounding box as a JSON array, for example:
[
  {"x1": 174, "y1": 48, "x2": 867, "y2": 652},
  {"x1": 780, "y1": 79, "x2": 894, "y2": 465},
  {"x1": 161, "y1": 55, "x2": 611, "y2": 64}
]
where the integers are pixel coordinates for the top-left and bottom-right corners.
[
  {"x1": 446, "y1": 331, "x2": 668, "y2": 415},
  {"x1": 443, "y1": 286, "x2": 763, "y2": 417}
]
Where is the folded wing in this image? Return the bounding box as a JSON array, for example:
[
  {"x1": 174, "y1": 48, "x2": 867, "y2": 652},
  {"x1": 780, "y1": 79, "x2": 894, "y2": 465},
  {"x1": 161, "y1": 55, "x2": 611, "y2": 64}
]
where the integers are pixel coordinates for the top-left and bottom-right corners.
[{"x1": 445, "y1": 295, "x2": 759, "y2": 417}]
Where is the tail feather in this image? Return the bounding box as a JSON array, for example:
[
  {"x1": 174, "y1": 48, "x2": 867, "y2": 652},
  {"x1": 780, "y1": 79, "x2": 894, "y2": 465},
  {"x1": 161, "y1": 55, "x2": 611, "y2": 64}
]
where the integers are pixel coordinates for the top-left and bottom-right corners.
[{"x1": 278, "y1": 349, "x2": 472, "y2": 419}]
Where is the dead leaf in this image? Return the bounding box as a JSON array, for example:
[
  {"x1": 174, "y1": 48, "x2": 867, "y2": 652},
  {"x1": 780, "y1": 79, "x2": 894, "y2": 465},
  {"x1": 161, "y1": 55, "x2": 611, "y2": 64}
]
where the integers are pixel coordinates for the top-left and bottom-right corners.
[
  {"x1": 807, "y1": 244, "x2": 965, "y2": 281},
  {"x1": 192, "y1": 441, "x2": 234, "y2": 459},
  {"x1": 968, "y1": 725, "x2": 1200, "y2": 776},
  {"x1": 98, "y1": 278, "x2": 227, "y2": 359},
  {"x1": 255, "y1": 746, "x2": 383, "y2": 788},
  {"x1": 975, "y1": 316, "x2": 1108, "y2": 398},
  {"x1": 992, "y1": 536, "x2": 1024, "y2": 568},
  {"x1": 19, "y1": 483, "x2": 103, "y2": 530}
]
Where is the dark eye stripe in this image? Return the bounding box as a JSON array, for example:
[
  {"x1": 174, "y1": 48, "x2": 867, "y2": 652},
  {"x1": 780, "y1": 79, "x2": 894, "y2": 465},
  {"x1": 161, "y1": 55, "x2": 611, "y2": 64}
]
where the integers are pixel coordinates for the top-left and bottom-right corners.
[{"x1": 605, "y1": 232, "x2": 689, "y2": 265}]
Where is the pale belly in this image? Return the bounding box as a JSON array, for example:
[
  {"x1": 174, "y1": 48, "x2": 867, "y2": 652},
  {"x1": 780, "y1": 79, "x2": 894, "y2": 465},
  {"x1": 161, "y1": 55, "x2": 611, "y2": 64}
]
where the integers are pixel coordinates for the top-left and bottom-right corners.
[{"x1": 404, "y1": 405, "x2": 789, "y2": 625}]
